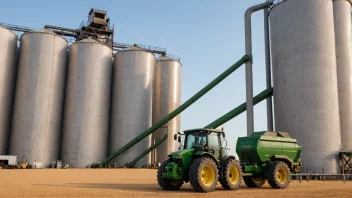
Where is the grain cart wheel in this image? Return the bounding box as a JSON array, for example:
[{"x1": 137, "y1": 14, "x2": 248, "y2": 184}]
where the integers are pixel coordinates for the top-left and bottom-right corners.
[
  {"x1": 157, "y1": 159, "x2": 183, "y2": 191},
  {"x1": 189, "y1": 157, "x2": 219, "y2": 193},
  {"x1": 243, "y1": 176, "x2": 266, "y2": 188},
  {"x1": 267, "y1": 161, "x2": 291, "y2": 189},
  {"x1": 220, "y1": 158, "x2": 242, "y2": 190}
]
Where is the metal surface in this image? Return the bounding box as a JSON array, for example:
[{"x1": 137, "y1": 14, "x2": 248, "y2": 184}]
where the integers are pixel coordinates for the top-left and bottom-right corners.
[
  {"x1": 0, "y1": 155, "x2": 17, "y2": 165},
  {"x1": 9, "y1": 29, "x2": 68, "y2": 167},
  {"x1": 333, "y1": 0, "x2": 352, "y2": 152},
  {"x1": 152, "y1": 56, "x2": 181, "y2": 164},
  {"x1": 129, "y1": 134, "x2": 168, "y2": 168},
  {"x1": 110, "y1": 46, "x2": 155, "y2": 167},
  {"x1": 205, "y1": 88, "x2": 273, "y2": 129},
  {"x1": 61, "y1": 38, "x2": 112, "y2": 168},
  {"x1": 270, "y1": 0, "x2": 341, "y2": 174},
  {"x1": 0, "y1": 26, "x2": 18, "y2": 155},
  {"x1": 245, "y1": 0, "x2": 274, "y2": 136},
  {"x1": 101, "y1": 55, "x2": 249, "y2": 167},
  {"x1": 264, "y1": 8, "x2": 273, "y2": 131}
]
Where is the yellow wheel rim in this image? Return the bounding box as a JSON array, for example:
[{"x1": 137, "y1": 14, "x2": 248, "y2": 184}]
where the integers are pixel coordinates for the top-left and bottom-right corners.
[
  {"x1": 276, "y1": 168, "x2": 288, "y2": 184},
  {"x1": 201, "y1": 165, "x2": 216, "y2": 187},
  {"x1": 229, "y1": 166, "x2": 240, "y2": 184}
]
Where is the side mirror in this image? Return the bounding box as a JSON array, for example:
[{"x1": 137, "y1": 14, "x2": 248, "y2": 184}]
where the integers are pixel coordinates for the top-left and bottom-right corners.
[
  {"x1": 173, "y1": 134, "x2": 177, "y2": 140},
  {"x1": 178, "y1": 136, "x2": 181, "y2": 143},
  {"x1": 222, "y1": 132, "x2": 226, "y2": 138}
]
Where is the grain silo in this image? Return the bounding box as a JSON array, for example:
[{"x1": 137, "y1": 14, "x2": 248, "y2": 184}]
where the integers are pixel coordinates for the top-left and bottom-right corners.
[
  {"x1": 110, "y1": 46, "x2": 155, "y2": 167},
  {"x1": 152, "y1": 55, "x2": 181, "y2": 165},
  {"x1": 9, "y1": 29, "x2": 68, "y2": 166},
  {"x1": 0, "y1": 26, "x2": 18, "y2": 155},
  {"x1": 61, "y1": 38, "x2": 112, "y2": 168},
  {"x1": 270, "y1": 0, "x2": 341, "y2": 174},
  {"x1": 333, "y1": 0, "x2": 352, "y2": 152}
]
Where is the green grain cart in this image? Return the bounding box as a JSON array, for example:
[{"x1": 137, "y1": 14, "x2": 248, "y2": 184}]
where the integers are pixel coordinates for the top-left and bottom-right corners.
[{"x1": 157, "y1": 129, "x2": 302, "y2": 193}]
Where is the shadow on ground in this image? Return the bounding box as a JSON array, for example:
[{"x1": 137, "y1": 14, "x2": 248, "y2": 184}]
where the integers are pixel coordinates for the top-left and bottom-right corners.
[{"x1": 35, "y1": 183, "x2": 274, "y2": 193}]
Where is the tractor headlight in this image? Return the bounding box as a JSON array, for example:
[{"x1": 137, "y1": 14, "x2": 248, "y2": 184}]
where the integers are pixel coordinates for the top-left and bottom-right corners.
[{"x1": 172, "y1": 155, "x2": 182, "y2": 159}]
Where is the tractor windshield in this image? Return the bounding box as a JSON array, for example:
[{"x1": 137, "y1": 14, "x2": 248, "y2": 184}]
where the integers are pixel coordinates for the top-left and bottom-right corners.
[{"x1": 184, "y1": 132, "x2": 207, "y2": 149}]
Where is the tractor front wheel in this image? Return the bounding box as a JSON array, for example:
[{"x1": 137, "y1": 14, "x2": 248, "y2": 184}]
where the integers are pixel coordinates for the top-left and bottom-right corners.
[
  {"x1": 267, "y1": 161, "x2": 291, "y2": 189},
  {"x1": 220, "y1": 158, "x2": 242, "y2": 190},
  {"x1": 157, "y1": 159, "x2": 183, "y2": 191},
  {"x1": 189, "y1": 157, "x2": 219, "y2": 193},
  {"x1": 243, "y1": 176, "x2": 266, "y2": 188}
]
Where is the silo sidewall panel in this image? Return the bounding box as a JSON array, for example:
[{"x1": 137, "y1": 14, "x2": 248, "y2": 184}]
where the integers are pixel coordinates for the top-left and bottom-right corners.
[
  {"x1": 270, "y1": 0, "x2": 341, "y2": 174},
  {"x1": 0, "y1": 28, "x2": 18, "y2": 155},
  {"x1": 61, "y1": 41, "x2": 112, "y2": 168},
  {"x1": 152, "y1": 60, "x2": 181, "y2": 164},
  {"x1": 333, "y1": 0, "x2": 352, "y2": 151},
  {"x1": 110, "y1": 50, "x2": 155, "y2": 167},
  {"x1": 10, "y1": 32, "x2": 68, "y2": 166}
]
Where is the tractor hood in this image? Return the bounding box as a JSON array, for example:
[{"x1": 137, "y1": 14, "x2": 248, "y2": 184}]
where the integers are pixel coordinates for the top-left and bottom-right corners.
[
  {"x1": 168, "y1": 148, "x2": 195, "y2": 168},
  {"x1": 168, "y1": 148, "x2": 195, "y2": 157}
]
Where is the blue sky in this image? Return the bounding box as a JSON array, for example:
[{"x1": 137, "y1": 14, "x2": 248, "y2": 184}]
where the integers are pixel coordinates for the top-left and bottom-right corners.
[{"x1": 1, "y1": 0, "x2": 269, "y2": 156}]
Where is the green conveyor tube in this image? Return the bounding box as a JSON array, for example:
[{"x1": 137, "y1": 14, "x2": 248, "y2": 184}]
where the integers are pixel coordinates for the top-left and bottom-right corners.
[
  {"x1": 129, "y1": 87, "x2": 272, "y2": 167},
  {"x1": 101, "y1": 55, "x2": 250, "y2": 166},
  {"x1": 205, "y1": 87, "x2": 273, "y2": 129},
  {"x1": 128, "y1": 134, "x2": 168, "y2": 167}
]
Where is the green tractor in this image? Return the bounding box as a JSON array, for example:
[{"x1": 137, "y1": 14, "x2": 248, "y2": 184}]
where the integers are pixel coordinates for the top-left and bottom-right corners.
[
  {"x1": 157, "y1": 129, "x2": 302, "y2": 193},
  {"x1": 157, "y1": 128, "x2": 242, "y2": 193}
]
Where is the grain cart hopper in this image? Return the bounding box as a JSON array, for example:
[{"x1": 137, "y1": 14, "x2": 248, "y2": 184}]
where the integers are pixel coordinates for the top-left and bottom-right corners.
[
  {"x1": 236, "y1": 131, "x2": 302, "y2": 189},
  {"x1": 157, "y1": 130, "x2": 302, "y2": 193}
]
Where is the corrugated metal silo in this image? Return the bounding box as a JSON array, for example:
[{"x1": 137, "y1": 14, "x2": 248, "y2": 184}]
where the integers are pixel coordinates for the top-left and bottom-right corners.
[
  {"x1": 110, "y1": 46, "x2": 155, "y2": 167},
  {"x1": 152, "y1": 55, "x2": 181, "y2": 164},
  {"x1": 0, "y1": 26, "x2": 18, "y2": 155},
  {"x1": 270, "y1": 0, "x2": 341, "y2": 173},
  {"x1": 333, "y1": 0, "x2": 352, "y2": 152},
  {"x1": 9, "y1": 29, "x2": 68, "y2": 166},
  {"x1": 61, "y1": 38, "x2": 112, "y2": 168}
]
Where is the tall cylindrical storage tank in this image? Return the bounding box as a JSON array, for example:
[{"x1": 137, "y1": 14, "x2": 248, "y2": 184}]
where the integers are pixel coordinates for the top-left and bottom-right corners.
[
  {"x1": 110, "y1": 46, "x2": 155, "y2": 167},
  {"x1": 152, "y1": 56, "x2": 181, "y2": 164},
  {"x1": 270, "y1": 0, "x2": 341, "y2": 174},
  {"x1": 333, "y1": 0, "x2": 352, "y2": 152},
  {"x1": 61, "y1": 38, "x2": 112, "y2": 168},
  {"x1": 0, "y1": 26, "x2": 18, "y2": 155},
  {"x1": 9, "y1": 29, "x2": 68, "y2": 166}
]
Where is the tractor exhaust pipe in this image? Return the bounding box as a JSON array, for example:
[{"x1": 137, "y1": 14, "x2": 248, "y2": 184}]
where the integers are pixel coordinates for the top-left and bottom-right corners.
[{"x1": 245, "y1": 0, "x2": 274, "y2": 136}]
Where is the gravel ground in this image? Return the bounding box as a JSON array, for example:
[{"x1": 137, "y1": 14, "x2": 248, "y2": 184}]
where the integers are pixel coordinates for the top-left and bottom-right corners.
[{"x1": 0, "y1": 169, "x2": 351, "y2": 197}]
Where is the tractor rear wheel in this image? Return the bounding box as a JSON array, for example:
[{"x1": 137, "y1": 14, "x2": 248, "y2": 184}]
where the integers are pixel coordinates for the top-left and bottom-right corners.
[
  {"x1": 189, "y1": 157, "x2": 219, "y2": 193},
  {"x1": 157, "y1": 159, "x2": 183, "y2": 191},
  {"x1": 267, "y1": 161, "x2": 291, "y2": 189},
  {"x1": 220, "y1": 158, "x2": 242, "y2": 190},
  {"x1": 243, "y1": 176, "x2": 266, "y2": 188}
]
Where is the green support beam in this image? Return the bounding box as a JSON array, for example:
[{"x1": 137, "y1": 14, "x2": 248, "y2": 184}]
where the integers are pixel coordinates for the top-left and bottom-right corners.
[
  {"x1": 205, "y1": 87, "x2": 273, "y2": 129},
  {"x1": 128, "y1": 134, "x2": 168, "y2": 168},
  {"x1": 101, "y1": 55, "x2": 250, "y2": 167},
  {"x1": 128, "y1": 88, "x2": 272, "y2": 167}
]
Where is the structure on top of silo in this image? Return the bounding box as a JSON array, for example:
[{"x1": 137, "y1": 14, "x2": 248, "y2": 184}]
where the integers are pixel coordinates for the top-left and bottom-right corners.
[
  {"x1": 110, "y1": 46, "x2": 155, "y2": 167},
  {"x1": 152, "y1": 55, "x2": 181, "y2": 165},
  {"x1": 0, "y1": 26, "x2": 18, "y2": 155},
  {"x1": 333, "y1": 0, "x2": 352, "y2": 152},
  {"x1": 61, "y1": 38, "x2": 112, "y2": 168},
  {"x1": 9, "y1": 28, "x2": 68, "y2": 167},
  {"x1": 270, "y1": 0, "x2": 341, "y2": 174}
]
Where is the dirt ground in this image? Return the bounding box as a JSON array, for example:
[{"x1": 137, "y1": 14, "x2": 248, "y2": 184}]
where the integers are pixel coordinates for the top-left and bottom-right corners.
[{"x1": 0, "y1": 169, "x2": 351, "y2": 198}]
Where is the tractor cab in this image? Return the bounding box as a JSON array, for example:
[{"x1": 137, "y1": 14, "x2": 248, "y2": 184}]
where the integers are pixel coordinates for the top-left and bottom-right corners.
[{"x1": 174, "y1": 128, "x2": 226, "y2": 160}]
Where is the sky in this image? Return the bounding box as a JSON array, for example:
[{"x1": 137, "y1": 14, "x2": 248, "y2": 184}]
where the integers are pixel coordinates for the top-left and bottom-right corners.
[{"x1": 0, "y1": 0, "x2": 270, "y2": 156}]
